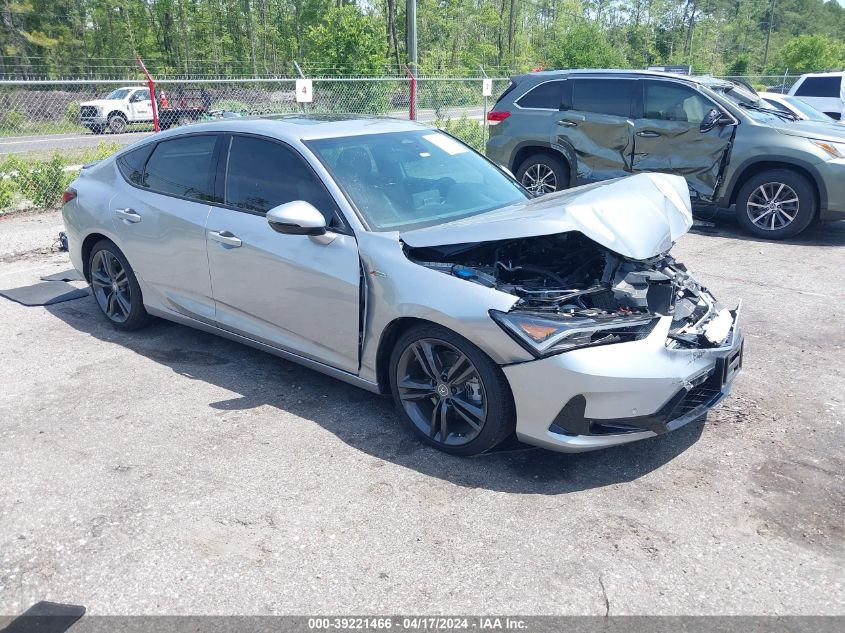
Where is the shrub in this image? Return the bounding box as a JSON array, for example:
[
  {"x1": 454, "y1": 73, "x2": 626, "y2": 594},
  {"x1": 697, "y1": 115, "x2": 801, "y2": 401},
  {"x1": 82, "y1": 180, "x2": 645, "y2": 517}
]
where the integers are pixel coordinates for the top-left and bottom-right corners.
[
  {"x1": 213, "y1": 99, "x2": 251, "y2": 114},
  {"x1": 12, "y1": 155, "x2": 73, "y2": 209},
  {"x1": 434, "y1": 116, "x2": 485, "y2": 152},
  {"x1": 0, "y1": 109, "x2": 25, "y2": 132},
  {"x1": 65, "y1": 101, "x2": 81, "y2": 124},
  {"x1": 79, "y1": 142, "x2": 121, "y2": 164},
  {"x1": 0, "y1": 174, "x2": 17, "y2": 211}
]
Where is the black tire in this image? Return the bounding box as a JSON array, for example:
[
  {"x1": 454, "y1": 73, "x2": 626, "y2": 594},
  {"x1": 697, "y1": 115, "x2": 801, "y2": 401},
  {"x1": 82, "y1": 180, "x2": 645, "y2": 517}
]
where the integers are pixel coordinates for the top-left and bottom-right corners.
[
  {"x1": 515, "y1": 153, "x2": 570, "y2": 195},
  {"x1": 389, "y1": 323, "x2": 515, "y2": 456},
  {"x1": 177, "y1": 115, "x2": 193, "y2": 127},
  {"x1": 107, "y1": 113, "x2": 127, "y2": 134},
  {"x1": 88, "y1": 239, "x2": 151, "y2": 331},
  {"x1": 735, "y1": 169, "x2": 816, "y2": 239}
]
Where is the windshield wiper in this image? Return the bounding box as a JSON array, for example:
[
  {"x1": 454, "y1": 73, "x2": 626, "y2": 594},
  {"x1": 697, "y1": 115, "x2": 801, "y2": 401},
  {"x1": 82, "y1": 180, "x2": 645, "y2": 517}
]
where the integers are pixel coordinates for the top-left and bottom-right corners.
[{"x1": 738, "y1": 102, "x2": 798, "y2": 121}]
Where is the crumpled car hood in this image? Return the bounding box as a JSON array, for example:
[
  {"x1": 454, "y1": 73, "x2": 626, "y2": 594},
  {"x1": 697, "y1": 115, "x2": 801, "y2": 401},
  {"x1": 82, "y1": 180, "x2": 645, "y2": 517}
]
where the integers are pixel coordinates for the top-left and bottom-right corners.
[{"x1": 400, "y1": 172, "x2": 693, "y2": 261}]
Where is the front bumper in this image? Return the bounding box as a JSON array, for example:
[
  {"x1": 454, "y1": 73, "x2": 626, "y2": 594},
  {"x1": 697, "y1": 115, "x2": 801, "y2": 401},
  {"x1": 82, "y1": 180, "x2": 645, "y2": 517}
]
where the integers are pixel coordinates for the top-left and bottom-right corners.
[
  {"x1": 502, "y1": 315, "x2": 743, "y2": 452},
  {"x1": 819, "y1": 158, "x2": 845, "y2": 219}
]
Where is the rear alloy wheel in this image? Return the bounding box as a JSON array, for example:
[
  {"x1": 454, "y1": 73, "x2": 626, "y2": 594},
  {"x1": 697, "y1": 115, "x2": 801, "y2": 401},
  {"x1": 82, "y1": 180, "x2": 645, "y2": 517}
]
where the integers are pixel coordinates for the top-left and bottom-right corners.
[
  {"x1": 735, "y1": 169, "x2": 815, "y2": 239},
  {"x1": 88, "y1": 240, "x2": 150, "y2": 331},
  {"x1": 108, "y1": 113, "x2": 127, "y2": 134},
  {"x1": 516, "y1": 154, "x2": 569, "y2": 196},
  {"x1": 389, "y1": 324, "x2": 515, "y2": 455}
]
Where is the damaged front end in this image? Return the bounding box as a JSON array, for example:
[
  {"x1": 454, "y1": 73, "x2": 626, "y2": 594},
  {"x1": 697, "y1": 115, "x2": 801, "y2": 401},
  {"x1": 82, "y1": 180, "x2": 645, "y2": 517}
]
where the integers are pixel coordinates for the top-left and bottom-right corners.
[{"x1": 405, "y1": 230, "x2": 739, "y2": 359}]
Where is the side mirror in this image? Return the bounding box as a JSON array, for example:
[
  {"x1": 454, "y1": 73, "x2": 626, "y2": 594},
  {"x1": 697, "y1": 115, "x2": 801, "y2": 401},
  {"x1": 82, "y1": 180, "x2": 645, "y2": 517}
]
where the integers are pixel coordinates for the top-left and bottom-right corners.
[
  {"x1": 700, "y1": 108, "x2": 728, "y2": 133},
  {"x1": 266, "y1": 201, "x2": 335, "y2": 244}
]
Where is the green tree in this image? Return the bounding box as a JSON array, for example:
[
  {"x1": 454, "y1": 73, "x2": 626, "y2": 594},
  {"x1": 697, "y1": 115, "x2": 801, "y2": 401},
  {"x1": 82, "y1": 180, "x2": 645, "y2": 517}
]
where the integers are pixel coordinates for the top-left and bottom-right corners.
[
  {"x1": 542, "y1": 21, "x2": 627, "y2": 69},
  {"x1": 306, "y1": 5, "x2": 384, "y2": 76},
  {"x1": 777, "y1": 34, "x2": 845, "y2": 73}
]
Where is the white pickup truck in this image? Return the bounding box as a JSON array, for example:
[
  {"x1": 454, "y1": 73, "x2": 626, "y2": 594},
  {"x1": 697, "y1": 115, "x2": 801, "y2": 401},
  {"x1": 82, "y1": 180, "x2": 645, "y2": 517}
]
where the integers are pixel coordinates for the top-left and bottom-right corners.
[
  {"x1": 79, "y1": 85, "x2": 212, "y2": 133},
  {"x1": 79, "y1": 86, "x2": 155, "y2": 134}
]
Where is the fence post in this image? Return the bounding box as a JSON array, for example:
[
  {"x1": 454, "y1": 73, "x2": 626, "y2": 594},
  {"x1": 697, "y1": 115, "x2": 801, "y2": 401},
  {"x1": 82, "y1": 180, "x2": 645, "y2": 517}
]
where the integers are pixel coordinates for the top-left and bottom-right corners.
[
  {"x1": 480, "y1": 66, "x2": 489, "y2": 151},
  {"x1": 137, "y1": 57, "x2": 159, "y2": 132},
  {"x1": 403, "y1": 64, "x2": 416, "y2": 120}
]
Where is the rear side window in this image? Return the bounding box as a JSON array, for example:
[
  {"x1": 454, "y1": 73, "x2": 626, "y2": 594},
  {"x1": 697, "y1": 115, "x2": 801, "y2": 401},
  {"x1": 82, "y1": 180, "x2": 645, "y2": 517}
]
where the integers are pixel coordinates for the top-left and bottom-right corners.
[
  {"x1": 143, "y1": 135, "x2": 219, "y2": 202},
  {"x1": 116, "y1": 143, "x2": 154, "y2": 186},
  {"x1": 224, "y1": 135, "x2": 340, "y2": 225},
  {"x1": 571, "y1": 79, "x2": 634, "y2": 117},
  {"x1": 516, "y1": 81, "x2": 565, "y2": 109},
  {"x1": 794, "y1": 76, "x2": 841, "y2": 97}
]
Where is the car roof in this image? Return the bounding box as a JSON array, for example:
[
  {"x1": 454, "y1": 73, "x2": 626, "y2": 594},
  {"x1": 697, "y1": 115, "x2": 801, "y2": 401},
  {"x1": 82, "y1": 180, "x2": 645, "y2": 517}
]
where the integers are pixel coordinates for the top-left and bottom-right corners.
[
  {"x1": 515, "y1": 68, "x2": 702, "y2": 83},
  {"x1": 146, "y1": 114, "x2": 432, "y2": 144}
]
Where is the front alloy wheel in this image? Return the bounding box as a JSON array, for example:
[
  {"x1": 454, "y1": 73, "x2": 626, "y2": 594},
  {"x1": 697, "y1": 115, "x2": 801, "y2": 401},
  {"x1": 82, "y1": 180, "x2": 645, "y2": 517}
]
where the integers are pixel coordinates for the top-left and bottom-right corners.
[
  {"x1": 735, "y1": 169, "x2": 815, "y2": 239},
  {"x1": 746, "y1": 182, "x2": 799, "y2": 231},
  {"x1": 389, "y1": 324, "x2": 515, "y2": 455},
  {"x1": 396, "y1": 338, "x2": 488, "y2": 447}
]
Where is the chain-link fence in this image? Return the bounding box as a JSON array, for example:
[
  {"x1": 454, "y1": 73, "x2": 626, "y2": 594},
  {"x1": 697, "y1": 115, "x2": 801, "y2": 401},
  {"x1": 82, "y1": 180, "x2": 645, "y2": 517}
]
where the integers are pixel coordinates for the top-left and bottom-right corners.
[{"x1": 0, "y1": 75, "x2": 512, "y2": 214}]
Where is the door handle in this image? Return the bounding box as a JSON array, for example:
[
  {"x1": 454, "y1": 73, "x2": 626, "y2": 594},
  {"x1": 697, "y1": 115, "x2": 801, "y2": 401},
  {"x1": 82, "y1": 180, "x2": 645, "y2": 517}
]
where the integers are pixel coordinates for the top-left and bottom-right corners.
[
  {"x1": 115, "y1": 208, "x2": 141, "y2": 223},
  {"x1": 636, "y1": 130, "x2": 661, "y2": 138},
  {"x1": 558, "y1": 119, "x2": 577, "y2": 127},
  {"x1": 208, "y1": 230, "x2": 242, "y2": 248}
]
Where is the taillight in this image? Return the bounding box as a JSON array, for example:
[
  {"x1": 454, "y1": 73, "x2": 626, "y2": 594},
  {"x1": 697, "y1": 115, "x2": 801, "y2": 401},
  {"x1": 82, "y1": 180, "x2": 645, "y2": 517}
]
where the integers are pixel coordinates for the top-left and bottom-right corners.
[
  {"x1": 62, "y1": 188, "x2": 77, "y2": 205},
  {"x1": 486, "y1": 111, "x2": 511, "y2": 125}
]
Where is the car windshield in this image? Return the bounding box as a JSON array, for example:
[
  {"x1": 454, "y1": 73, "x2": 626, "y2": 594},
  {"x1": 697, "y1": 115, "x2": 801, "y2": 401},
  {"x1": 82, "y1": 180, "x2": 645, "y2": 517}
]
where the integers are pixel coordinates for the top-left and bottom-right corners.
[
  {"x1": 307, "y1": 130, "x2": 528, "y2": 231},
  {"x1": 105, "y1": 88, "x2": 132, "y2": 100},
  {"x1": 713, "y1": 84, "x2": 792, "y2": 122},
  {"x1": 784, "y1": 97, "x2": 834, "y2": 122}
]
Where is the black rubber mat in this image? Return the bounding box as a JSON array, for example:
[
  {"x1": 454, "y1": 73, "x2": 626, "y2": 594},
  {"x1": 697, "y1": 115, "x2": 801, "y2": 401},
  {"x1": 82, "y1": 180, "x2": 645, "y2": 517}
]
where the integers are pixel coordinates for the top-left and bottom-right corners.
[
  {"x1": 0, "y1": 281, "x2": 89, "y2": 306},
  {"x1": 40, "y1": 269, "x2": 85, "y2": 282}
]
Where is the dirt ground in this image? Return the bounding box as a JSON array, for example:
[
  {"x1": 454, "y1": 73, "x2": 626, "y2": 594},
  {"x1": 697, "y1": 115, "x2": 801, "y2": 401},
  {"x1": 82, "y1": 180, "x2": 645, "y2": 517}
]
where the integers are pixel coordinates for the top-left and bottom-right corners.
[{"x1": 0, "y1": 210, "x2": 843, "y2": 616}]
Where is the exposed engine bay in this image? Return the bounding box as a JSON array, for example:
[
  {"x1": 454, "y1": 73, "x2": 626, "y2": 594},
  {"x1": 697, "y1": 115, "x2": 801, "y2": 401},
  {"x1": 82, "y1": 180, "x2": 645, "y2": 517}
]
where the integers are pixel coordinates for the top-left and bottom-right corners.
[{"x1": 405, "y1": 232, "x2": 737, "y2": 349}]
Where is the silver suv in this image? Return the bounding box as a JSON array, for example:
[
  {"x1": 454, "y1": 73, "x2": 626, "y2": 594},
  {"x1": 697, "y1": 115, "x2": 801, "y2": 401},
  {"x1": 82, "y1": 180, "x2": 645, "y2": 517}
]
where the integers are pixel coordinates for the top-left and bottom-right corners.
[{"x1": 486, "y1": 70, "x2": 845, "y2": 239}]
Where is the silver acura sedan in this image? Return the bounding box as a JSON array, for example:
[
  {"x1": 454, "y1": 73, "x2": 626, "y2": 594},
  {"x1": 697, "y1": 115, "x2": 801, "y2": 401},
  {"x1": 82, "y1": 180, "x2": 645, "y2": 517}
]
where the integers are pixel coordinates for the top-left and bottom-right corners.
[{"x1": 62, "y1": 115, "x2": 743, "y2": 455}]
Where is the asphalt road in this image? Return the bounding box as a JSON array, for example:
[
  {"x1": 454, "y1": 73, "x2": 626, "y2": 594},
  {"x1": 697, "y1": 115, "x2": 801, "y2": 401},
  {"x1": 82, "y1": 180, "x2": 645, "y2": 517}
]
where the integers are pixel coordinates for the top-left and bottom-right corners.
[
  {"x1": 0, "y1": 108, "x2": 485, "y2": 156},
  {"x1": 0, "y1": 211, "x2": 842, "y2": 615}
]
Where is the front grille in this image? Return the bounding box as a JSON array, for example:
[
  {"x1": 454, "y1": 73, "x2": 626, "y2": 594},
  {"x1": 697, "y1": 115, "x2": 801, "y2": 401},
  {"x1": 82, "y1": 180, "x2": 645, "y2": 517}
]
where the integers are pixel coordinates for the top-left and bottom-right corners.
[{"x1": 80, "y1": 106, "x2": 98, "y2": 118}]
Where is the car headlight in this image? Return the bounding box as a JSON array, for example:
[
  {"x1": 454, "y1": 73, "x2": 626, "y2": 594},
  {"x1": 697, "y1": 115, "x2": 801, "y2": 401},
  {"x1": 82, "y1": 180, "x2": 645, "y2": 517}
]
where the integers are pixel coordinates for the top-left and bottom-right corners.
[
  {"x1": 810, "y1": 139, "x2": 845, "y2": 159},
  {"x1": 489, "y1": 310, "x2": 659, "y2": 358}
]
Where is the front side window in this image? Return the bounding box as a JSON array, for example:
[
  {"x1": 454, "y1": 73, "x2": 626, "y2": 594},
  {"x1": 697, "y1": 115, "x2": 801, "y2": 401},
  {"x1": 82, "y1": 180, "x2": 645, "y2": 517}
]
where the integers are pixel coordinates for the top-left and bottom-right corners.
[
  {"x1": 643, "y1": 82, "x2": 714, "y2": 123},
  {"x1": 143, "y1": 135, "x2": 219, "y2": 202},
  {"x1": 794, "y1": 76, "x2": 841, "y2": 98},
  {"x1": 307, "y1": 130, "x2": 528, "y2": 231},
  {"x1": 224, "y1": 135, "x2": 340, "y2": 226},
  {"x1": 116, "y1": 143, "x2": 154, "y2": 186},
  {"x1": 516, "y1": 81, "x2": 565, "y2": 109},
  {"x1": 130, "y1": 90, "x2": 150, "y2": 103},
  {"x1": 570, "y1": 79, "x2": 634, "y2": 117}
]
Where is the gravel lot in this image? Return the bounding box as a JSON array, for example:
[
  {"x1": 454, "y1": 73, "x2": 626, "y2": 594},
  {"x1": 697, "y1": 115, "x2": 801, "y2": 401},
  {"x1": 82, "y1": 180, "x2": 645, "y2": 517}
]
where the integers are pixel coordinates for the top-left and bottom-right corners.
[{"x1": 0, "y1": 210, "x2": 843, "y2": 616}]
